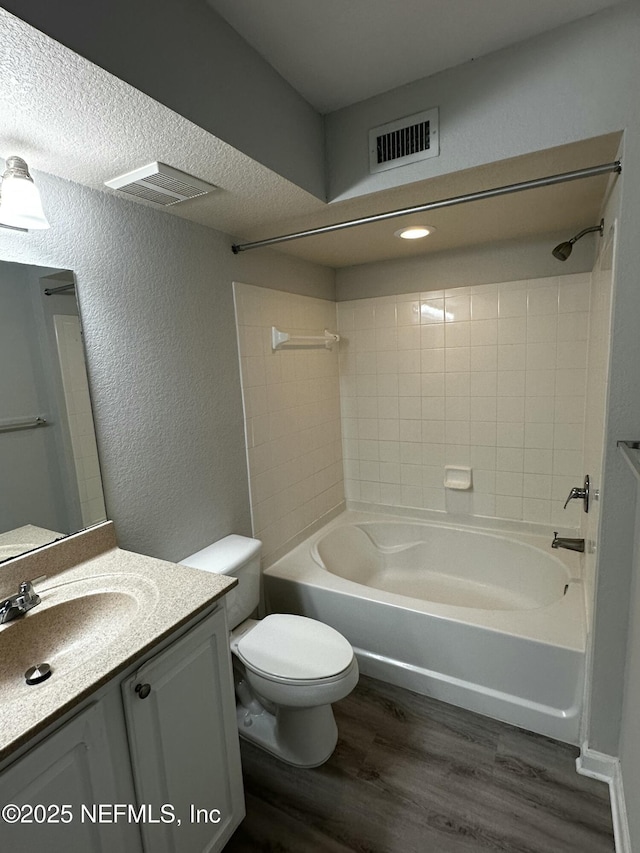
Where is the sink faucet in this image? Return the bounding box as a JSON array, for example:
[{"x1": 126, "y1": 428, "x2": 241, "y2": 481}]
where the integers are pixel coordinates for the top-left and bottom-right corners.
[
  {"x1": 0, "y1": 579, "x2": 43, "y2": 625},
  {"x1": 551, "y1": 532, "x2": 585, "y2": 553}
]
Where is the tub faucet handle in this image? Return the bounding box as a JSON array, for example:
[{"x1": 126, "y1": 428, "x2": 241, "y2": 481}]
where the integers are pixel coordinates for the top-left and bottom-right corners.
[{"x1": 563, "y1": 475, "x2": 590, "y2": 513}]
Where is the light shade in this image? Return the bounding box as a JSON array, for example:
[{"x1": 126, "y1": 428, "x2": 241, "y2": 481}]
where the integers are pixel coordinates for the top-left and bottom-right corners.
[
  {"x1": 394, "y1": 225, "x2": 436, "y2": 240},
  {"x1": 0, "y1": 156, "x2": 50, "y2": 230}
]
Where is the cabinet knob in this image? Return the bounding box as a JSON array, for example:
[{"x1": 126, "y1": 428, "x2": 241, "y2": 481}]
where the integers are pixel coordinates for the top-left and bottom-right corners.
[{"x1": 135, "y1": 682, "x2": 151, "y2": 699}]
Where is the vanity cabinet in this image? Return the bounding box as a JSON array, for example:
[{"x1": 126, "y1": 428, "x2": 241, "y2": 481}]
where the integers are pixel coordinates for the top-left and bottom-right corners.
[
  {"x1": 0, "y1": 695, "x2": 141, "y2": 853},
  {"x1": 122, "y1": 605, "x2": 244, "y2": 853},
  {"x1": 0, "y1": 605, "x2": 244, "y2": 853}
]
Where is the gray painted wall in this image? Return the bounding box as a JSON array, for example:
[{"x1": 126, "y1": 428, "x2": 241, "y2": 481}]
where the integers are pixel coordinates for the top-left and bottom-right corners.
[
  {"x1": 326, "y1": 3, "x2": 635, "y2": 201},
  {"x1": 619, "y1": 488, "x2": 640, "y2": 848},
  {"x1": 335, "y1": 232, "x2": 595, "y2": 300},
  {"x1": 0, "y1": 174, "x2": 334, "y2": 563},
  {"x1": 1, "y1": 0, "x2": 326, "y2": 200},
  {"x1": 590, "y1": 136, "x2": 640, "y2": 765}
]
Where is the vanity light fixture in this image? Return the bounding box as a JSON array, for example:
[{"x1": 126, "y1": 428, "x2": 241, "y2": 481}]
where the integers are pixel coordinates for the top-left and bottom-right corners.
[
  {"x1": 394, "y1": 225, "x2": 436, "y2": 240},
  {"x1": 0, "y1": 156, "x2": 50, "y2": 231}
]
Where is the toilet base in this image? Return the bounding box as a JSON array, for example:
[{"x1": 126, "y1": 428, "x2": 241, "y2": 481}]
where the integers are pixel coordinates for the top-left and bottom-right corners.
[{"x1": 236, "y1": 701, "x2": 338, "y2": 768}]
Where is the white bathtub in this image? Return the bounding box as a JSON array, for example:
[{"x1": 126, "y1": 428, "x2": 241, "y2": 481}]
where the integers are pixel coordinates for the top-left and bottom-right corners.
[{"x1": 263, "y1": 511, "x2": 586, "y2": 744}]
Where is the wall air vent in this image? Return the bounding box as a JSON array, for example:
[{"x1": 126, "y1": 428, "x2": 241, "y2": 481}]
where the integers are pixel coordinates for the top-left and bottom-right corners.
[
  {"x1": 104, "y1": 162, "x2": 217, "y2": 206},
  {"x1": 369, "y1": 108, "x2": 439, "y2": 174}
]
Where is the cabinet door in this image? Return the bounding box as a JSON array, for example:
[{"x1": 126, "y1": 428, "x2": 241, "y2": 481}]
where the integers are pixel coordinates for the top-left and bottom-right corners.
[
  {"x1": 0, "y1": 701, "x2": 142, "y2": 853},
  {"x1": 122, "y1": 607, "x2": 244, "y2": 853}
]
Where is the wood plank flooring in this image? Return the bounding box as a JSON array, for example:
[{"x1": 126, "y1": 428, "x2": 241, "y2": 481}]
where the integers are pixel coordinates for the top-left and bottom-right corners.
[{"x1": 225, "y1": 676, "x2": 614, "y2": 853}]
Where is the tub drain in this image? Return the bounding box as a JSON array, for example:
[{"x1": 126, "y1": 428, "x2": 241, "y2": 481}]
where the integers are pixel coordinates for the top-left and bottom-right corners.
[{"x1": 25, "y1": 663, "x2": 52, "y2": 685}]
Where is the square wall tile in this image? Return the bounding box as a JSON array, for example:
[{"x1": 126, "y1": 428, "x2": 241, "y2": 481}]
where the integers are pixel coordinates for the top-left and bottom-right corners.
[
  {"x1": 470, "y1": 319, "x2": 498, "y2": 347},
  {"x1": 470, "y1": 371, "x2": 497, "y2": 397},
  {"x1": 398, "y1": 325, "x2": 420, "y2": 350},
  {"x1": 495, "y1": 495, "x2": 523, "y2": 519},
  {"x1": 421, "y1": 325, "x2": 445, "y2": 348},
  {"x1": 496, "y1": 471, "x2": 524, "y2": 496},
  {"x1": 498, "y1": 317, "x2": 527, "y2": 345},
  {"x1": 422, "y1": 373, "x2": 445, "y2": 396},
  {"x1": 421, "y1": 298, "x2": 445, "y2": 323},
  {"x1": 496, "y1": 422, "x2": 525, "y2": 448},
  {"x1": 445, "y1": 322, "x2": 471, "y2": 347},
  {"x1": 527, "y1": 284, "x2": 558, "y2": 315},
  {"x1": 471, "y1": 445, "x2": 496, "y2": 469},
  {"x1": 471, "y1": 291, "x2": 498, "y2": 320},
  {"x1": 470, "y1": 346, "x2": 498, "y2": 372},
  {"x1": 498, "y1": 289, "x2": 527, "y2": 318},
  {"x1": 497, "y1": 447, "x2": 524, "y2": 472},
  {"x1": 420, "y1": 349, "x2": 445, "y2": 372},
  {"x1": 399, "y1": 374, "x2": 421, "y2": 396},
  {"x1": 470, "y1": 397, "x2": 497, "y2": 422},
  {"x1": 470, "y1": 421, "x2": 497, "y2": 446},
  {"x1": 445, "y1": 294, "x2": 471, "y2": 322},
  {"x1": 527, "y1": 315, "x2": 557, "y2": 343},
  {"x1": 558, "y1": 280, "x2": 591, "y2": 313},
  {"x1": 497, "y1": 371, "x2": 525, "y2": 396},
  {"x1": 498, "y1": 344, "x2": 526, "y2": 371},
  {"x1": 445, "y1": 347, "x2": 470, "y2": 371},
  {"x1": 397, "y1": 300, "x2": 421, "y2": 326},
  {"x1": 334, "y1": 272, "x2": 594, "y2": 530}
]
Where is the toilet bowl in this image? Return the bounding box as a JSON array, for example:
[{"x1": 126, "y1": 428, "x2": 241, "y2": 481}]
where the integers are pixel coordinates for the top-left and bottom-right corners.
[{"x1": 180, "y1": 535, "x2": 358, "y2": 767}]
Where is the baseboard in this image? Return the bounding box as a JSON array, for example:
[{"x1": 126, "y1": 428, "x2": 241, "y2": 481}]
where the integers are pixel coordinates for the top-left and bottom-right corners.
[{"x1": 576, "y1": 743, "x2": 632, "y2": 853}]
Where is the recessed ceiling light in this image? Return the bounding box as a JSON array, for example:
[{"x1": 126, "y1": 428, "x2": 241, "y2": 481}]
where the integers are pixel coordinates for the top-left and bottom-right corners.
[{"x1": 394, "y1": 225, "x2": 436, "y2": 240}]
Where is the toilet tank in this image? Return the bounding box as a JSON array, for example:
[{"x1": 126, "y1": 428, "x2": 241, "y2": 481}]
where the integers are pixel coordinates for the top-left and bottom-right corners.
[{"x1": 179, "y1": 534, "x2": 262, "y2": 630}]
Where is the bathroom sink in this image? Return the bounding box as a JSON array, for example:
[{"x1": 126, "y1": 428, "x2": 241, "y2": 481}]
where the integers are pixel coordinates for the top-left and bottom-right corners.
[{"x1": 0, "y1": 577, "x2": 156, "y2": 693}]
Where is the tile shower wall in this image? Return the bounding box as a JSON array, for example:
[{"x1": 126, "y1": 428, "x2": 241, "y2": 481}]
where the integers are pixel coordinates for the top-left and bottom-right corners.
[
  {"x1": 338, "y1": 274, "x2": 591, "y2": 529},
  {"x1": 234, "y1": 283, "x2": 344, "y2": 563}
]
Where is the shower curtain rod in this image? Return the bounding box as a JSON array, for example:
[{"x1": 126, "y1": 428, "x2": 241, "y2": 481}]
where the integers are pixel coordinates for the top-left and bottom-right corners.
[
  {"x1": 44, "y1": 283, "x2": 75, "y2": 296},
  {"x1": 231, "y1": 160, "x2": 621, "y2": 255}
]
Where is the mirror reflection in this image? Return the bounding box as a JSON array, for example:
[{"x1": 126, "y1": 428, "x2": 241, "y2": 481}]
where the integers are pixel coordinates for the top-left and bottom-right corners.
[{"x1": 0, "y1": 260, "x2": 106, "y2": 561}]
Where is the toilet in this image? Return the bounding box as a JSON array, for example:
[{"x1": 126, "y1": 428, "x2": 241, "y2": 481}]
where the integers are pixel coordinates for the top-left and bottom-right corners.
[{"x1": 180, "y1": 534, "x2": 359, "y2": 768}]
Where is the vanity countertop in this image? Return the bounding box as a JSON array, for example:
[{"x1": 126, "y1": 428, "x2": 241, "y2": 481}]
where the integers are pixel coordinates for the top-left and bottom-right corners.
[{"x1": 0, "y1": 522, "x2": 235, "y2": 764}]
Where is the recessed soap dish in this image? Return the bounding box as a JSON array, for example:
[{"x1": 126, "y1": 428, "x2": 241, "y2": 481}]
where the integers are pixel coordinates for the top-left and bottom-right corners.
[{"x1": 444, "y1": 466, "x2": 472, "y2": 490}]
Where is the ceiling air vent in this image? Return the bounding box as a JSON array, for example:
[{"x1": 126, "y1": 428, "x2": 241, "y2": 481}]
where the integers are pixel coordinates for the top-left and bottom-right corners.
[
  {"x1": 104, "y1": 162, "x2": 217, "y2": 206},
  {"x1": 369, "y1": 108, "x2": 439, "y2": 174}
]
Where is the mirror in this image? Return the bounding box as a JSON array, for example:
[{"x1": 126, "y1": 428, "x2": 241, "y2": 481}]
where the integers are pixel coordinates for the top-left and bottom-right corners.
[{"x1": 0, "y1": 260, "x2": 106, "y2": 562}]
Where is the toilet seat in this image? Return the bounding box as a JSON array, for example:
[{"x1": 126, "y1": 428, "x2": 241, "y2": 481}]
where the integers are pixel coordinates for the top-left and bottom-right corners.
[{"x1": 235, "y1": 614, "x2": 354, "y2": 682}]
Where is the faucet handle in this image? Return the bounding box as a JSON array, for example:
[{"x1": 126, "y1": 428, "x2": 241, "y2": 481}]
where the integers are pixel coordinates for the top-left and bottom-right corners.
[
  {"x1": 18, "y1": 576, "x2": 45, "y2": 606},
  {"x1": 18, "y1": 576, "x2": 46, "y2": 594},
  {"x1": 563, "y1": 487, "x2": 583, "y2": 509},
  {"x1": 563, "y1": 475, "x2": 590, "y2": 513},
  {"x1": 23, "y1": 575, "x2": 46, "y2": 587}
]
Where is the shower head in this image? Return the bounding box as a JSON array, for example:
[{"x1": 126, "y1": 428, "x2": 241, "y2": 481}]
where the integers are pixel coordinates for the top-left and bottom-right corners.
[
  {"x1": 552, "y1": 219, "x2": 604, "y2": 261},
  {"x1": 552, "y1": 241, "x2": 574, "y2": 261}
]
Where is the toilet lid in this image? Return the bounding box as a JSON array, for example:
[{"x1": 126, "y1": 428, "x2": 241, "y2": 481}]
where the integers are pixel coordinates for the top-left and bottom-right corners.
[{"x1": 236, "y1": 614, "x2": 353, "y2": 680}]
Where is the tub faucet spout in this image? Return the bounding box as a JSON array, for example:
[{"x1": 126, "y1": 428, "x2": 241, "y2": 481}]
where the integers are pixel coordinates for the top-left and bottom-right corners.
[{"x1": 551, "y1": 532, "x2": 585, "y2": 553}]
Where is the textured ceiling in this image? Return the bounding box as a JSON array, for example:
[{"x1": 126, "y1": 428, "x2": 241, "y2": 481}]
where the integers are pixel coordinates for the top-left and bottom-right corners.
[
  {"x1": 0, "y1": 9, "x2": 325, "y2": 237},
  {"x1": 206, "y1": 0, "x2": 624, "y2": 113},
  {"x1": 0, "y1": 9, "x2": 620, "y2": 270}
]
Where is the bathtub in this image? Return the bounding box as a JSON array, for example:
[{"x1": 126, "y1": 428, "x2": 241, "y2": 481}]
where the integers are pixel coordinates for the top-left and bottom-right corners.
[{"x1": 263, "y1": 511, "x2": 586, "y2": 744}]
